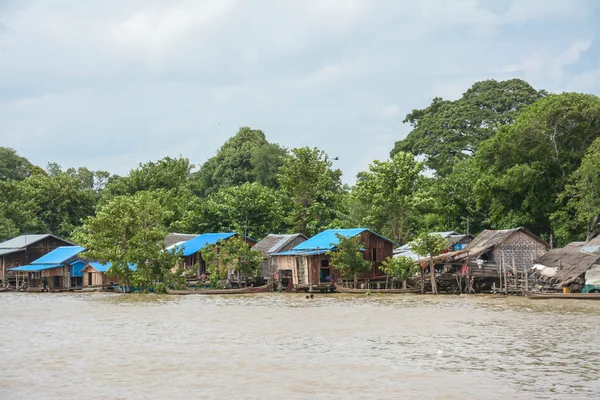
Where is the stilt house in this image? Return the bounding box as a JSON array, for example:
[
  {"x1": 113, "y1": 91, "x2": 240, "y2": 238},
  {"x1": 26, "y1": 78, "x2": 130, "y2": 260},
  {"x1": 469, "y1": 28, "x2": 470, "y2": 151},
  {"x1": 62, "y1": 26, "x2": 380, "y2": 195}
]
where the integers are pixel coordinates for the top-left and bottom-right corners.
[
  {"x1": 272, "y1": 228, "x2": 397, "y2": 290},
  {"x1": 9, "y1": 246, "x2": 86, "y2": 291},
  {"x1": 0, "y1": 234, "x2": 74, "y2": 287},
  {"x1": 253, "y1": 234, "x2": 307, "y2": 282}
]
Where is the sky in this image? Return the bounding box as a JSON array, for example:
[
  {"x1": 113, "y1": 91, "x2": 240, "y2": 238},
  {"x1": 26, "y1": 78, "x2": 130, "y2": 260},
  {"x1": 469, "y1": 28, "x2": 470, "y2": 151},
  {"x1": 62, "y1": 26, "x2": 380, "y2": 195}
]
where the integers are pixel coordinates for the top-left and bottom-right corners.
[{"x1": 1, "y1": 0, "x2": 599, "y2": 183}]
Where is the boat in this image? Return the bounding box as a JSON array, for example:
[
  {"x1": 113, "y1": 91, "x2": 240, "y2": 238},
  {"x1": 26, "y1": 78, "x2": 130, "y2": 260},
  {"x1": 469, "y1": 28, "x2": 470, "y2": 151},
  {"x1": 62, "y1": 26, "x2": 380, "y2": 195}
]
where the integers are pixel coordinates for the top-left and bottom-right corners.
[
  {"x1": 335, "y1": 286, "x2": 420, "y2": 294},
  {"x1": 166, "y1": 284, "x2": 268, "y2": 295},
  {"x1": 523, "y1": 291, "x2": 600, "y2": 300}
]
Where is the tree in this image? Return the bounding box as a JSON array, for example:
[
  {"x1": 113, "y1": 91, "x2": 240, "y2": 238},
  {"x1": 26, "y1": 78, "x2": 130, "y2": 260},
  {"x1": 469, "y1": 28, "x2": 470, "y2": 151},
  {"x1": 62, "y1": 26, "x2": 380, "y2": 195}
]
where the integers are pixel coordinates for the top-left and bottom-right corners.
[
  {"x1": 474, "y1": 93, "x2": 600, "y2": 239},
  {"x1": 74, "y1": 192, "x2": 175, "y2": 290},
  {"x1": 180, "y1": 182, "x2": 287, "y2": 238},
  {"x1": 393, "y1": 79, "x2": 545, "y2": 175},
  {"x1": 279, "y1": 147, "x2": 343, "y2": 236},
  {"x1": 218, "y1": 236, "x2": 263, "y2": 287},
  {"x1": 251, "y1": 143, "x2": 288, "y2": 189},
  {"x1": 380, "y1": 256, "x2": 419, "y2": 290},
  {"x1": 0, "y1": 147, "x2": 33, "y2": 181},
  {"x1": 553, "y1": 137, "x2": 600, "y2": 243},
  {"x1": 201, "y1": 236, "x2": 262, "y2": 288},
  {"x1": 327, "y1": 233, "x2": 371, "y2": 288},
  {"x1": 426, "y1": 158, "x2": 488, "y2": 234},
  {"x1": 354, "y1": 152, "x2": 424, "y2": 243},
  {"x1": 192, "y1": 127, "x2": 274, "y2": 195},
  {"x1": 410, "y1": 233, "x2": 448, "y2": 294}
]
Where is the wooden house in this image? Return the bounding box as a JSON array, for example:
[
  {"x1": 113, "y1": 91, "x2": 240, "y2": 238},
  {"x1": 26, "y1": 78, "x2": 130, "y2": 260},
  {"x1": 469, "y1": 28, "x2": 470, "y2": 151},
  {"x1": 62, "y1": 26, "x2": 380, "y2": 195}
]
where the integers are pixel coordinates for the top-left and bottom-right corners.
[
  {"x1": 80, "y1": 261, "x2": 136, "y2": 288},
  {"x1": 0, "y1": 234, "x2": 74, "y2": 287},
  {"x1": 168, "y1": 232, "x2": 257, "y2": 276},
  {"x1": 253, "y1": 234, "x2": 307, "y2": 283},
  {"x1": 421, "y1": 227, "x2": 549, "y2": 292},
  {"x1": 9, "y1": 246, "x2": 86, "y2": 291},
  {"x1": 271, "y1": 228, "x2": 397, "y2": 290}
]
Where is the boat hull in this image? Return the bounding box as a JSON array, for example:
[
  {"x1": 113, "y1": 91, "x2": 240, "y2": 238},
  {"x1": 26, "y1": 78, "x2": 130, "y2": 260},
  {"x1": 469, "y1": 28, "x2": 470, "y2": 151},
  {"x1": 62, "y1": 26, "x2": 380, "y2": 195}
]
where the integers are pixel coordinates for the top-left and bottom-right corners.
[
  {"x1": 166, "y1": 284, "x2": 268, "y2": 295},
  {"x1": 335, "y1": 286, "x2": 419, "y2": 294},
  {"x1": 523, "y1": 291, "x2": 600, "y2": 300}
]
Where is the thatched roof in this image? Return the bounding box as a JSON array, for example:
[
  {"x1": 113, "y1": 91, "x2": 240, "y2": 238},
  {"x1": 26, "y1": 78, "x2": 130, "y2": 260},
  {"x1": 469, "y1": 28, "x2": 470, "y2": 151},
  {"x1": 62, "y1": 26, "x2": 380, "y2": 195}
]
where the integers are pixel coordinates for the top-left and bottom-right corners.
[
  {"x1": 453, "y1": 227, "x2": 549, "y2": 261},
  {"x1": 535, "y1": 237, "x2": 600, "y2": 283}
]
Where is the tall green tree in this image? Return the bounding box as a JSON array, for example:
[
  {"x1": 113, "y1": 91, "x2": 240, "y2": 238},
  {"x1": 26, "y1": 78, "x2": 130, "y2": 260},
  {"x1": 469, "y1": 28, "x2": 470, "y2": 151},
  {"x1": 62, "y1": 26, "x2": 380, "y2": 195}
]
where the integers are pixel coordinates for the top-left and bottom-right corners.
[
  {"x1": 393, "y1": 79, "x2": 545, "y2": 175},
  {"x1": 474, "y1": 93, "x2": 600, "y2": 239},
  {"x1": 552, "y1": 137, "x2": 600, "y2": 243},
  {"x1": 327, "y1": 233, "x2": 371, "y2": 288},
  {"x1": 410, "y1": 233, "x2": 448, "y2": 294},
  {"x1": 354, "y1": 152, "x2": 424, "y2": 243},
  {"x1": 178, "y1": 182, "x2": 287, "y2": 238},
  {"x1": 0, "y1": 147, "x2": 33, "y2": 181},
  {"x1": 74, "y1": 192, "x2": 176, "y2": 290},
  {"x1": 251, "y1": 143, "x2": 288, "y2": 189},
  {"x1": 279, "y1": 147, "x2": 343, "y2": 236}
]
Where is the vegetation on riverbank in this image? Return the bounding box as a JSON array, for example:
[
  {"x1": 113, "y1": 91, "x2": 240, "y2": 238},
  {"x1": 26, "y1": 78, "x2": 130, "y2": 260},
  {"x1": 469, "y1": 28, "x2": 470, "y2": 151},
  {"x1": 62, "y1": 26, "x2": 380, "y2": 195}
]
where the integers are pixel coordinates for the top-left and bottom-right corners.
[{"x1": 2, "y1": 78, "x2": 600, "y2": 255}]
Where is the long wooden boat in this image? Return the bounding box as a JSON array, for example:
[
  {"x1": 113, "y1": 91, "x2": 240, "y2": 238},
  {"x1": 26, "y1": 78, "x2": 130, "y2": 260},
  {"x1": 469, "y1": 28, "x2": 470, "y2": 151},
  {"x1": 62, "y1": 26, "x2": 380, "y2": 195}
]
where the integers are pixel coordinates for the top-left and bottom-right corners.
[
  {"x1": 166, "y1": 284, "x2": 268, "y2": 295},
  {"x1": 523, "y1": 291, "x2": 600, "y2": 300},
  {"x1": 335, "y1": 286, "x2": 420, "y2": 294}
]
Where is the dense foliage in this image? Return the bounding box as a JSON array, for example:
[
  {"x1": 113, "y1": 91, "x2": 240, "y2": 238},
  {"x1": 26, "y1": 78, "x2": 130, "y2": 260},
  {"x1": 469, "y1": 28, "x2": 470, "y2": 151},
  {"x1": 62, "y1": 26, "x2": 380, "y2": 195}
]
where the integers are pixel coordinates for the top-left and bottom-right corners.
[{"x1": 1, "y1": 78, "x2": 599, "y2": 255}]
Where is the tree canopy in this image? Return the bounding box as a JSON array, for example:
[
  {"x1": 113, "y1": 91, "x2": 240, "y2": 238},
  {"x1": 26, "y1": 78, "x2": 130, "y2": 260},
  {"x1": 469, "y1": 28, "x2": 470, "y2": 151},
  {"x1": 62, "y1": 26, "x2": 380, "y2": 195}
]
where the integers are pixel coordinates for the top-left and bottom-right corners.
[{"x1": 393, "y1": 79, "x2": 545, "y2": 175}]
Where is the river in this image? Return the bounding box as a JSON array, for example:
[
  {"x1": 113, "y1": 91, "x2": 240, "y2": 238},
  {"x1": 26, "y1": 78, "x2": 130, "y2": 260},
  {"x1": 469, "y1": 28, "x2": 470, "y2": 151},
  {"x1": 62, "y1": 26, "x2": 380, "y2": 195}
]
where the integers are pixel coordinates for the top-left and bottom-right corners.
[{"x1": 1, "y1": 293, "x2": 599, "y2": 399}]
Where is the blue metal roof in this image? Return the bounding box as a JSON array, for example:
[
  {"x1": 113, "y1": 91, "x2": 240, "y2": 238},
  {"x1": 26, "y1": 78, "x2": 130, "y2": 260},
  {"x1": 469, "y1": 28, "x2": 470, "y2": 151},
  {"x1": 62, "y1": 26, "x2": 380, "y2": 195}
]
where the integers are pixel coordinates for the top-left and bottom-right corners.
[
  {"x1": 10, "y1": 264, "x2": 63, "y2": 272},
  {"x1": 173, "y1": 233, "x2": 237, "y2": 257},
  {"x1": 32, "y1": 246, "x2": 86, "y2": 264},
  {"x1": 87, "y1": 261, "x2": 111, "y2": 273},
  {"x1": 274, "y1": 228, "x2": 398, "y2": 256},
  {"x1": 84, "y1": 262, "x2": 137, "y2": 272},
  {"x1": 291, "y1": 228, "x2": 368, "y2": 251}
]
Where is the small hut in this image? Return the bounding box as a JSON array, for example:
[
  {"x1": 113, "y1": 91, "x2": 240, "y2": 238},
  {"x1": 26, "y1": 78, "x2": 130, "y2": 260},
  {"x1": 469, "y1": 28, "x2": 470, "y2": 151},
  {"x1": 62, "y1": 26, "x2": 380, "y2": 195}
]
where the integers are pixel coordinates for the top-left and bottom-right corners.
[
  {"x1": 81, "y1": 262, "x2": 114, "y2": 288},
  {"x1": 253, "y1": 234, "x2": 307, "y2": 284},
  {"x1": 533, "y1": 236, "x2": 600, "y2": 291}
]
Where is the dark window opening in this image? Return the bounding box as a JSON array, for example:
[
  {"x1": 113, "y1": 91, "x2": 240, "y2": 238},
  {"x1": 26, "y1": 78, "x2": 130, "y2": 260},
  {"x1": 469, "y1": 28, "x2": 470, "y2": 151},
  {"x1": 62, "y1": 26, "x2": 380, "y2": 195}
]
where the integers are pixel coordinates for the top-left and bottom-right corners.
[
  {"x1": 372, "y1": 248, "x2": 377, "y2": 262},
  {"x1": 321, "y1": 259, "x2": 329, "y2": 268}
]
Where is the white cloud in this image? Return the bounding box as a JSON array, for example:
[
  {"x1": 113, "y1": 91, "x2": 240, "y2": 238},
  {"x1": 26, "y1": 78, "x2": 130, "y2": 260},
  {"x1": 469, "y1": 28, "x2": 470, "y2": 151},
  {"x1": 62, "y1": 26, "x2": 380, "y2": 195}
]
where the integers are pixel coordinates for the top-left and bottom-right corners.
[{"x1": 0, "y1": 0, "x2": 598, "y2": 184}]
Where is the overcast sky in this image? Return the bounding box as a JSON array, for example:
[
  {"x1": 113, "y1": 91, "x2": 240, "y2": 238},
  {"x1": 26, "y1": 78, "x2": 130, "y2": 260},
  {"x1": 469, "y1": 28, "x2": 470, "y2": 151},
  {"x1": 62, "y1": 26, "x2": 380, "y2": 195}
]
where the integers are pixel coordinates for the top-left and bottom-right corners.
[{"x1": 1, "y1": 0, "x2": 599, "y2": 183}]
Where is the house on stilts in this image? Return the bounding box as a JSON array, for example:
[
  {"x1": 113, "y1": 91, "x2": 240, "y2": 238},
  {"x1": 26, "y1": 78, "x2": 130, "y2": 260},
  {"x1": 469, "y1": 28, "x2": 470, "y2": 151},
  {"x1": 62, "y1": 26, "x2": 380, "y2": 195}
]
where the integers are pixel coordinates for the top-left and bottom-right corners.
[
  {"x1": 1, "y1": 234, "x2": 74, "y2": 288},
  {"x1": 271, "y1": 228, "x2": 398, "y2": 291}
]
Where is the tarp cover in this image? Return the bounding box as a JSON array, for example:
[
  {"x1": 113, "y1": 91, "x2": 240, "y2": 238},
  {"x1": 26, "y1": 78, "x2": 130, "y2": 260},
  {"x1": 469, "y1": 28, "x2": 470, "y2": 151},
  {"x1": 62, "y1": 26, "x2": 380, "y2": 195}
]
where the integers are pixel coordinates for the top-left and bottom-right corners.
[{"x1": 585, "y1": 265, "x2": 600, "y2": 286}]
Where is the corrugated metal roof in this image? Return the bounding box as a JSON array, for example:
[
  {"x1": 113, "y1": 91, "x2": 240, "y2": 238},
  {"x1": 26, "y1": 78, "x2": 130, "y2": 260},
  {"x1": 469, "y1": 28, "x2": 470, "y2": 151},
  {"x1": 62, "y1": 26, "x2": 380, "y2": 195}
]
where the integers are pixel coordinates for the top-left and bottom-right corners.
[
  {"x1": 0, "y1": 234, "x2": 74, "y2": 249},
  {"x1": 0, "y1": 248, "x2": 25, "y2": 257},
  {"x1": 32, "y1": 246, "x2": 86, "y2": 264},
  {"x1": 164, "y1": 233, "x2": 199, "y2": 248},
  {"x1": 253, "y1": 234, "x2": 307, "y2": 256},
  {"x1": 84, "y1": 262, "x2": 137, "y2": 272},
  {"x1": 275, "y1": 249, "x2": 328, "y2": 256},
  {"x1": 172, "y1": 233, "x2": 237, "y2": 257},
  {"x1": 291, "y1": 228, "x2": 368, "y2": 251},
  {"x1": 86, "y1": 261, "x2": 111, "y2": 273},
  {"x1": 10, "y1": 264, "x2": 63, "y2": 272}
]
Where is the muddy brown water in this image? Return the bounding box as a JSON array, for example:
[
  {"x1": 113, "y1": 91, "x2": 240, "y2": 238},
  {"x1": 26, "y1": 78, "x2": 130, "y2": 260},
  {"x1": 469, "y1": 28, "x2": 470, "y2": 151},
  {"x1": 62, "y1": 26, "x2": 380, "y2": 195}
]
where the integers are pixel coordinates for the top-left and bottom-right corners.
[{"x1": 1, "y1": 293, "x2": 599, "y2": 400}]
